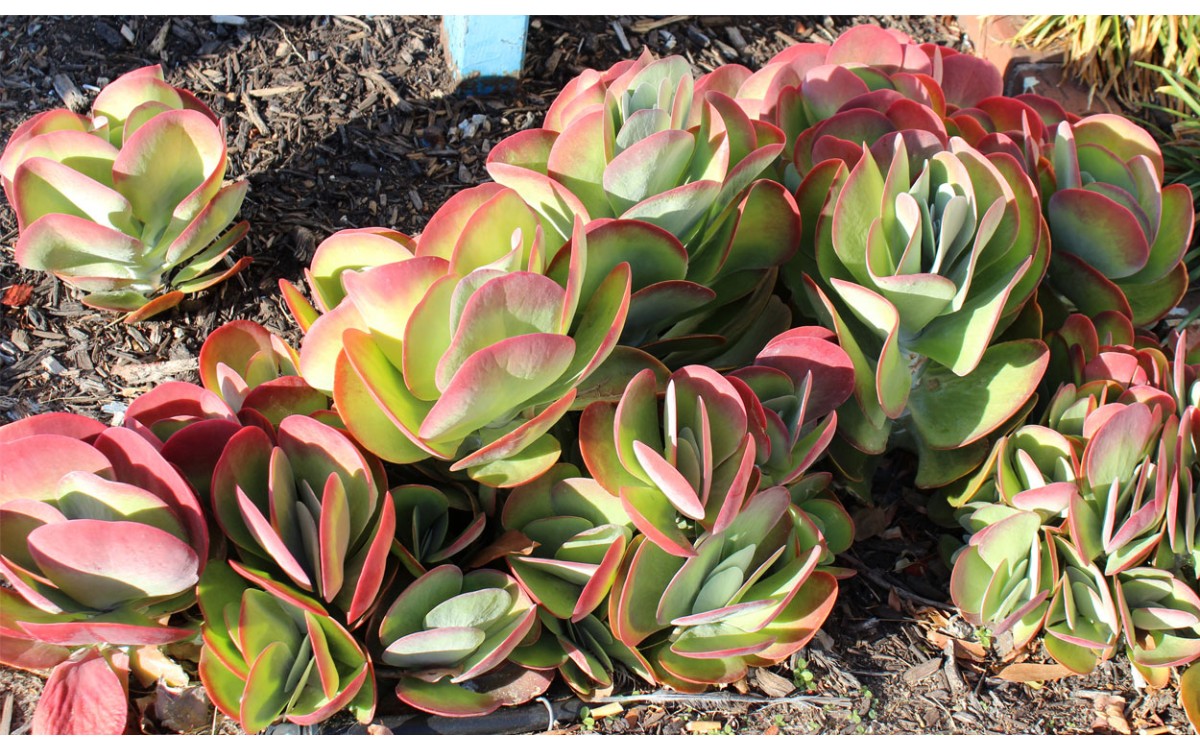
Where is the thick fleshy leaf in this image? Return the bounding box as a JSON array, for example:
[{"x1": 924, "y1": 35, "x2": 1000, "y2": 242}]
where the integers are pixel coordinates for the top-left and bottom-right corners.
[
  {"x1": 33, "y1": 651, "x2": 128, "y2": 735},
  {"x1": 27, "y1": 519, "x2": 198, "y2": 611},
  {"x1": 419, "y1": 333, "x2": 575, "y2": 444},
  {"x1": 15, "y1": 213, "x2": 145, "y2": 278},
  {"x1": 112, "y1": 110, "x2": 225, "y2": 231},
  {"x1": 12, "y1": 157, "x2": 133, "y2": 232},
  {"x1": 1049, "y1": 189, "x2": 1150, "y2": 279},
  {"x1": 908, "y1": 340, "x2": 1048, "y2": 450}
]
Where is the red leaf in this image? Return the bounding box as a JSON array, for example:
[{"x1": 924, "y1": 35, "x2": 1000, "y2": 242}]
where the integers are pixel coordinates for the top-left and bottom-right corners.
[
  {"x1": 1, "y1": 284, "x2": 33, "y2": 307},
  {"x1": 33, "y1": 650, "x2": 129, "y2": 734}
]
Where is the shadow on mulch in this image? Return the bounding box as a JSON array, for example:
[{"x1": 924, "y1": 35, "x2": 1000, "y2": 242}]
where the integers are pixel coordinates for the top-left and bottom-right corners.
[{"x1": 0, "y1": 15, "x2": 1193, "y2": 736}]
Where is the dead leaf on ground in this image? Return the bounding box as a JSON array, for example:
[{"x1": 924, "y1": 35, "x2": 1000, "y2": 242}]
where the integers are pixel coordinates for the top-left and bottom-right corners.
[
  {"x1": 1090, "y1": 694, "x2": 1130, "y2": 735},
  {"x1": 155, "y1": 684, "x2": 212, "y2": 734},
  {"x1": 1, "y1": 285, "x2": 32, "y2": 307},
  {"x1": 995, "y1": 662, "x2": 1074, "y2": 683}
]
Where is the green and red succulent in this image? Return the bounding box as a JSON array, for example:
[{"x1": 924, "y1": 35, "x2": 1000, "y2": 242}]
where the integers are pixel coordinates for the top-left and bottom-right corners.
[
  {"x1": 376, "y1": 565, "x2": 550, "y2": 717},
  {"x1": 0, "y1": 414, "x2": 209, "y2": 734},
  {"x1": 0, "y1": 65, "x2": 249, "y2": 320},
  {"x1": 197, "y1": 561, "x2": 375, "y2": 734},
  {"x1": 794, "y1": 132, "x2": 1049, "y2": 488}
]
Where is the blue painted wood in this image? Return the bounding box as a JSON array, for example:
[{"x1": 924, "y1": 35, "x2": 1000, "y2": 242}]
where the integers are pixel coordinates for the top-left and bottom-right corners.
[{"x1": 443, "y1": 15, "x2": 529, "y2": 91}]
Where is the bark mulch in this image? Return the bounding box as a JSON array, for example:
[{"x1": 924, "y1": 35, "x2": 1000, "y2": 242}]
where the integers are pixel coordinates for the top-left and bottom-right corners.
[{"x1": 0, "y1": 14, "x2": 1193, "y2": 736}]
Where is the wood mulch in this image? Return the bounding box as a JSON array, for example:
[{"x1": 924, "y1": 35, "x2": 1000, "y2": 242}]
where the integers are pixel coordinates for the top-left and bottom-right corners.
[{"x1": 0, "y1": 14, "x2": 1193, "y2": 736}]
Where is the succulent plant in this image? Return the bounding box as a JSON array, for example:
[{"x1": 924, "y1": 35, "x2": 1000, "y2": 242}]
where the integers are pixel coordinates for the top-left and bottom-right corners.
[
  {"x1": 1041, "y1": 115, "x2": 1195, "y2": 326},
  {"x1": 197, "y1": 561, "x2": 375, "y2": 733},
  {"x1": 0, "y1": 65, "x2": 249, "y2": 320},
  {"x1": 608, "y1": 488, "x2": 839, "y2": 691},
  {"x1": 0, "y1": 413, "x2": 209, "y2": 734},
  {"x1": 298, "y1": 188, "x2": 647, "y2": 488},
  {"x1": 123, "y1": 320, "x2": 326, "y2": 499},
  {"x1": 500, "y1": 463, "x2": 632, "y2": 622},
  {"x1": 390, "y1": 483, "x2": 487, "y2": 578},
  {"x1": 580, "y1": 328, "x2": 852, "y2": 557},
  {"x1": 487, "y1": 50, "x2": 801, "y2": 365},
  {"x1": 706, "y1": 25, "x2": 1002, "y2": 173},
  {"x1": 376, "y1": 565, "x2": 549, "y2": 717},
  {"x1": 509, "y1": 610, "x2": 652, "y2": 700},
  {"x1": 794, "y1": 133, "x2": 1050, "y2": 488},
  {"x1": 209, "y1": 414, "x2": 395, "y2": 629},
  {"x1": 0, "y1": 414, "x2": 207, "y2": 648}
]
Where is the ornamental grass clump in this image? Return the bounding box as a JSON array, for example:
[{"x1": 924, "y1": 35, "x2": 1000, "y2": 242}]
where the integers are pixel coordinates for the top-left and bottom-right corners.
[{"x1": 0, "y1": 65, "x2": 249, "y2": 320}]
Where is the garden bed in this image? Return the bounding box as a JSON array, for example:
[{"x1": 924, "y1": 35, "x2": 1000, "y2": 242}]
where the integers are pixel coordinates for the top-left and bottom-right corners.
[{"x1": 0, "y1": 15, "x2": 1194, "y2": 735}]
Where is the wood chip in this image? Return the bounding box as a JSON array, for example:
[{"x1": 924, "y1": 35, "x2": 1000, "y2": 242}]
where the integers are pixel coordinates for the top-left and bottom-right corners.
[
  {"x1": 111, "y1": 358, "x2": 199, "y2": 384},
  {"x1": 52, "y1": 74, "x2": 86, "y2": 111},
  {"x1": 240, "y1": 91, "x2": 270, "y2": 136},
  {"x1": 589, "y1": 702, "x2": 623, "y2": 719},
  {"x1": 750, "y1": 667, "x2": 795, "y2": 698},
  {"x1": 685, "y1": 721, "x2": 723, "y2": 734},
  {"x1": 246, "y1": 84, "x2": 305, "y2": 98},
  {"x1": 902, "y1": 658, "x2": 943, "y2": 685},
  {"x1": 629, "y1": 16, "x2": 690, "y2": 34}
]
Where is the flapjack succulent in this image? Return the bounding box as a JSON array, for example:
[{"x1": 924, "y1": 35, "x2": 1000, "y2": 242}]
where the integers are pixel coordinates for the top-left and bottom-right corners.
[
  {"x1": 0, "y1": 65, "x2": 249, "y2": 320},
  {"x1": 794, "y1": 133, "x2": 1050, "y2": 488},
  {"x1": 197, "y1": 561, "x2": 375, "y2": 733}
]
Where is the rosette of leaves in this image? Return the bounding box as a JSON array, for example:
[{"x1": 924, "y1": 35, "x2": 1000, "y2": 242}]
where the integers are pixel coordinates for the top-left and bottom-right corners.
[
  {"x1": 1041, "y1": 115, "x2": 1195, "y2": 326},
  {"x1": 1041, "y1": 534, "x2": 1121, "y2": 673},
  {"x1": 704, "y1": 25, "x2": 1002, "y2": 171},
  {"x1": 949, "y1": 509, "x2": 1058, "y2": 654},
  {"x1": 607, "y1": 488, "x2": 839, "y2": 691},
  {"x1": 391, "y1": 483, "x2": 487, "y2": 578},
  {"x1": 509, "y1": 610, "x2": 654, "y2": 699},
  {"x1": 728, "y1": 327, "x2": 855, "y2": 488},
  {"x1": 0, "y1": 65, "x2": 249, "y2": 320},
  {"x1": 299, "y1": 187, "x2": 655, "y2": 488},
  {"x1": 486, "y1": 50, "x2": 802, "y2": 365},
  {"x1": 123, "y1": 320, "x2": 327, "y2": 498},
  {"x1": 376, "y1": 565, "x2": 549, "y2": 717},
  {"x1": 197, "y1": 561, "x2": 375, "y2": 734},
  {"x1": 1113, "y1": 568, "x2": 1200, "y2": 686},
  {"x1": 280, "y1": 227, "x2": 416, "y2": 334},
  {"x1": 0, "y1": 414, "x2": 208, "y2": 643},
  {"x1": 579, "y1": 364, "x2": 760, "y2": 558},
  {"x1": 209, "y1": 414, "x2": 395, "y2": 629},
  {"x1": 0, "y1": 414, "x2": 209, "y2": 733},
  {"x1": 500, "y1": 463, "x2": 633, "y2": 622},
  {"x1": 795, "y1": 134, "x2": 1050, "y2": 488}
]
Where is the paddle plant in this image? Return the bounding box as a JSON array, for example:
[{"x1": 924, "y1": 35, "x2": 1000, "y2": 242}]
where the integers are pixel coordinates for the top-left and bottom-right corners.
[
  {"x1": 0, "y1": 414, "x2": 208, "y2": 734},
  {"x1": 948, "y1": 316, "x2": 1200, "y2": 682},
  {"x1": 1040, "y1": 115, "x2": 1195, "y2": 327},
  {"x1": 607, "y1": 487, "x2": 840, "y2": 691},
  {"x1": 122, "y1": 320, "x2": 326, "y2": 498},
  {"x1": 298, "y1": 188, "x2": 648, "y2": 488},
  {"x1": 0, "y1": 65, "x2": 249, "y2": 320},
  {"x1": 701, "y1": 24, "x2": 1002, "y2": 174},
  {"x1": 375, "y1": 565, "x2": 549, "y2": 717},
  {"x1": 197, "y1": 561, "x2": 375, "y2": 734},
  {"x1": 486, "y1": 50, "x2": 802, "y2": 365},
  {"x1": 794, "y1": 132, "x2": 1050, "y2": 488},
  {"x1": 209, "y1": 414, "x2": 395, "y2": 629}
]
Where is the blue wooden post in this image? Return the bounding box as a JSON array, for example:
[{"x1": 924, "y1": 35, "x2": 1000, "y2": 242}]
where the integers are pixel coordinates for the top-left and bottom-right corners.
[{"x1": 442, "y1": 15, "x2": 529, "y2": 92}]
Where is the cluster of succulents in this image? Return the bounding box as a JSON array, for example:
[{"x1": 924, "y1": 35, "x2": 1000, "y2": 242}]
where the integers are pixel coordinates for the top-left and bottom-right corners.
[{"x1": 2, "y1": 22, "x2": 1199, "y2": 734}]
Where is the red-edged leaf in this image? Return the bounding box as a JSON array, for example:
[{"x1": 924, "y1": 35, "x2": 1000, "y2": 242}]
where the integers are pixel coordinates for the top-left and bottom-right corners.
[{"x1": 33, "y1": 650, "x2": 128, "y2": 735}]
